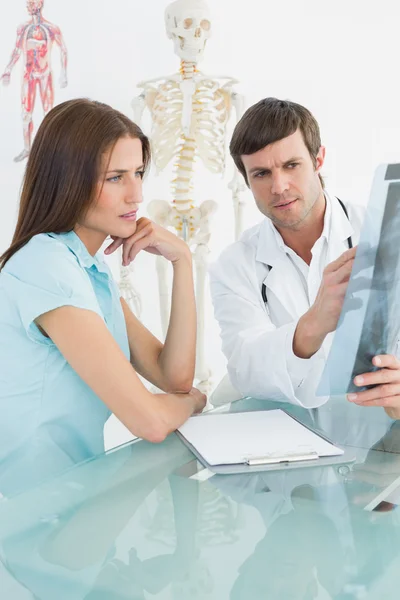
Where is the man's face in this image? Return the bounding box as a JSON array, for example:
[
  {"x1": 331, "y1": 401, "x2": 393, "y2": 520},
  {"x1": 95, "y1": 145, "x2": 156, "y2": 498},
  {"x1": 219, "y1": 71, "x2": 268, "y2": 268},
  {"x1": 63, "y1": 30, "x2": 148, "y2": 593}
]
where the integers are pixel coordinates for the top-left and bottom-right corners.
[
  {"x1": 241, "y1": 129, "x2": 325, "y2": 230},
  {"x1": 27, "y1": 0, "x2": 43, "y2": 16}
]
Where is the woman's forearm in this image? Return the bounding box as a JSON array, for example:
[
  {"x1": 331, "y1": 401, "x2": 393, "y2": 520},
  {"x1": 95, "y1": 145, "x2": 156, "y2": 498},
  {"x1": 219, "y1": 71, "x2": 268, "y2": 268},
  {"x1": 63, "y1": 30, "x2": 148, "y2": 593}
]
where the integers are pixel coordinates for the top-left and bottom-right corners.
[{"x1": 158, "y1": 251, "x2": 196, "y2": 391}]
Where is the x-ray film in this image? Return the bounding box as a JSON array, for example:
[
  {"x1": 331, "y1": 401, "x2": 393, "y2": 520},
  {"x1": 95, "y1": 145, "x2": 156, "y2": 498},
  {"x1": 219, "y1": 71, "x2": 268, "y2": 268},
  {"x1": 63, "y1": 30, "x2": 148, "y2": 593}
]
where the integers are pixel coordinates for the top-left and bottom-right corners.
[{"x1": 317, "y1": 163, "x2": 400, "y2": 395}]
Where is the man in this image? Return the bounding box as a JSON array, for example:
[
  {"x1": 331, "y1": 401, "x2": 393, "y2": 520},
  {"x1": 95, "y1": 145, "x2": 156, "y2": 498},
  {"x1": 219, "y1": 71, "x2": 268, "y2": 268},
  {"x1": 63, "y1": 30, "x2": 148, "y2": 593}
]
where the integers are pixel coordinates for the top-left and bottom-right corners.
[
  {"x1": 1, "y1": 0, "x2": 68, "y2": 162},
  {"x1": 210, "y1": 97, "x2": 400, "y2": 418}
]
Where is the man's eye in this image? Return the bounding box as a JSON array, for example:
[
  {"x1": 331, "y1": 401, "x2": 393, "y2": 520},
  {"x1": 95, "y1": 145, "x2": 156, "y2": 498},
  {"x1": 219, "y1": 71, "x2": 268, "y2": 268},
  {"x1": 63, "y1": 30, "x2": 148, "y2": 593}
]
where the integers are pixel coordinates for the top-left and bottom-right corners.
[
  {"x1": 135, "y1": 171, "x2": 145, "y2": 179},
  {"x1": 254, "y1": 171, "x2": 268, "y2": 178},
  {"x1": 287, "y1": 163, "x2": 299, "y2": 169}
]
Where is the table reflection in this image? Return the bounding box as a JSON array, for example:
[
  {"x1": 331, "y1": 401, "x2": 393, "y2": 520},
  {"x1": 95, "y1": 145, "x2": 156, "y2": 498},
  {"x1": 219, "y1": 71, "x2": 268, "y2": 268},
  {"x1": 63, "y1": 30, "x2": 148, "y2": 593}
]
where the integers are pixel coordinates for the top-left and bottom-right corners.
[{"x1": 0, "y1": 398, "x2": 400, "y2": 599}]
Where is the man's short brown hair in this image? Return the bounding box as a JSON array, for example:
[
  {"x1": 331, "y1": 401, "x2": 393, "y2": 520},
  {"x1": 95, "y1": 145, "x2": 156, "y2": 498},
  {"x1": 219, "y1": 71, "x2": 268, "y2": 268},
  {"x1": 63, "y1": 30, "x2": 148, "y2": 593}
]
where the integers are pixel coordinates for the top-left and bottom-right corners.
[{"x1": 230, "y1": 97, "x2": 324, "y2": 187}]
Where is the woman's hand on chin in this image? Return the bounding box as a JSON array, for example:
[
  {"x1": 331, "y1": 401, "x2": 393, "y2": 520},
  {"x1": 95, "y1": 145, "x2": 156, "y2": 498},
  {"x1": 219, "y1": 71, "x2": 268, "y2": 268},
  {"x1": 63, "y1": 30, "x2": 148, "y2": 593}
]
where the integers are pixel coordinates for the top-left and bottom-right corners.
[{"x1": 104, "y1": 218, "x2": 191, "y2": 266}]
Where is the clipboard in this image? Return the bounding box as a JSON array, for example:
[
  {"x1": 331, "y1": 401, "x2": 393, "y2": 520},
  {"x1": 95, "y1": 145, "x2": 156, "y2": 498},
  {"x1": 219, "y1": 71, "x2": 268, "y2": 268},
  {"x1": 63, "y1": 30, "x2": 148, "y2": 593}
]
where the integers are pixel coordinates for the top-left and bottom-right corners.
[{"x1": 177, "y1": 409, "x2": 356, "y2": 475}]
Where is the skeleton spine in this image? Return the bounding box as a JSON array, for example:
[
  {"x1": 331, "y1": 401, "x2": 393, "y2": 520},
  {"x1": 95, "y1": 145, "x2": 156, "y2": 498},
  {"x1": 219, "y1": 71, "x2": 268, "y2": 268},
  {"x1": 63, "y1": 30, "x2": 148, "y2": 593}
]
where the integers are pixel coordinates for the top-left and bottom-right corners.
[
  {"x1": 171, "y1": 138, "x2": 196, "y2": 212},
  {"x1": 171, "y1": 61, "x2": 198, "y2": 213},
  {"x1": 180, "y1": 60, "x2": 197, "y2": 79}
]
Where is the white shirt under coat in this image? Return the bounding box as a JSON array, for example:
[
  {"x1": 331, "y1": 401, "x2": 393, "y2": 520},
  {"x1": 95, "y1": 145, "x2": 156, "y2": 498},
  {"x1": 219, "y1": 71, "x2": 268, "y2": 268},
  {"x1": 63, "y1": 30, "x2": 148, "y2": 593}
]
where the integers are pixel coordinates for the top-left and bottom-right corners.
[{"x1": 209, "y1": 192, "x2": 366, "y2": 408}]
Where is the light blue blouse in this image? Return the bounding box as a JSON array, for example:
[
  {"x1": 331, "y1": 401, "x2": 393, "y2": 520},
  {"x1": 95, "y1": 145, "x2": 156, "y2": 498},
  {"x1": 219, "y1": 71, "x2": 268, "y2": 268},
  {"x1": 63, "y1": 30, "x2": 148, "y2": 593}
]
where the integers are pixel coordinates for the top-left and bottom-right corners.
[{"x1": 0, "y1": 231, "x2": 130, "y2": 496}]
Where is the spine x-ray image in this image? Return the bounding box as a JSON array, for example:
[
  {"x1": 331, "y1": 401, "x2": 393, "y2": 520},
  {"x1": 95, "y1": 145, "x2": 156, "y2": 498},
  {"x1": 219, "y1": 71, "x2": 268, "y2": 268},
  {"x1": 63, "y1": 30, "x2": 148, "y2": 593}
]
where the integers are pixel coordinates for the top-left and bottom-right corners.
[{"x1": 318, "y1": 164, "x2": 400, "y2": 395}]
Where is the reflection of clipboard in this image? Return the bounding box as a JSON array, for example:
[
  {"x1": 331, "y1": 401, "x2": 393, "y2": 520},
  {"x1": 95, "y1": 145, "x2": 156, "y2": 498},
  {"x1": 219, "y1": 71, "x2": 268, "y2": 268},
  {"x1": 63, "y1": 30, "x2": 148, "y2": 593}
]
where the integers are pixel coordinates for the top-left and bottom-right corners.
[{"x1": 177, "y1": 409, "x2": 355, "y2": 475}]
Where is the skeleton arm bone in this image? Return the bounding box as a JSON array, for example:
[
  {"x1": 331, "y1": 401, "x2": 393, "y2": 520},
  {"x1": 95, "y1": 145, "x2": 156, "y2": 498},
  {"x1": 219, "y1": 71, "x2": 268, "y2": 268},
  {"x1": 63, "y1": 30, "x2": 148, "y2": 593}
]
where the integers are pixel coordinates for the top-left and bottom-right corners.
[
  {"x1": 132, "y1": 81, "x2": 163, "y2": 125},
  {"x1": 131, "y1": 92, "x2": 146, "y2": 125},
  {"x1": 228, "y1": 90, "x2": 246, "y2": 191},
  {"x1": 229, "y1": 88, "x2": 245, "y2": 152},
  {"x1": 228, "y1": 90, "x2": 247, "y2": 239}
]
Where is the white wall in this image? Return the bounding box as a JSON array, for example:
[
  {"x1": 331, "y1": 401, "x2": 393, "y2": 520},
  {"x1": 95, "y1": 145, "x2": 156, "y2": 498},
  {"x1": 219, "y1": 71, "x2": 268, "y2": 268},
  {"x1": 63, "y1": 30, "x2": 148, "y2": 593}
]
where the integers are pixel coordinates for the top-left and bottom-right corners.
[{"x1": 1, "y1": 0, "x2": 399, "y2": 405}]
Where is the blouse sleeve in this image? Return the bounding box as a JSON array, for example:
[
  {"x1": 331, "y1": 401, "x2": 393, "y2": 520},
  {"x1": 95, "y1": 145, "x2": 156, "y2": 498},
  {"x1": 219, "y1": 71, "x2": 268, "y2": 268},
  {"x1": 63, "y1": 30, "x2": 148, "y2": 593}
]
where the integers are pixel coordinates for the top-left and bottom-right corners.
[{"x1": 2, "y1": 237, "x2": 102, "y2": 345}]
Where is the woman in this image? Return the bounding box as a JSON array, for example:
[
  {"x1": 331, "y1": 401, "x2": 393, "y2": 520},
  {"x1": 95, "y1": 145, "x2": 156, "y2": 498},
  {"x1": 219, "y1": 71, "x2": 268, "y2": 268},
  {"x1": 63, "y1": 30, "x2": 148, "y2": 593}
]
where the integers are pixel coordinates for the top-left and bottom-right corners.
[{"x1": 0, "y1": 98, "x2": 206, "y2": 496}]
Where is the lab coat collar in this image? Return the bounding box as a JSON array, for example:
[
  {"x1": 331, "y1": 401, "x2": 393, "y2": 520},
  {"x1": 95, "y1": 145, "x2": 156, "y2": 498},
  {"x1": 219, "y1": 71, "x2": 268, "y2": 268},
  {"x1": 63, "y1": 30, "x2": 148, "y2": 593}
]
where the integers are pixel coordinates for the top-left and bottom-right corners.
[{"x1": 255, "y1": 192, "x2": 354, "y2": 268}]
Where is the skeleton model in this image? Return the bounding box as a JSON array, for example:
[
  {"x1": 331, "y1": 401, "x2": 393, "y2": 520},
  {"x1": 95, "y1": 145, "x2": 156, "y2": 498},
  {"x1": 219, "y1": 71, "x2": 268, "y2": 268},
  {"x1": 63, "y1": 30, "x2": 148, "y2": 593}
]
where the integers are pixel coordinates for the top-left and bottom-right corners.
[
  {"x1": 128, "y1": 0, "x2": 245, "y2": 393},
  {"x1": 0, "y1": 0, "x2": 68, "y2": 162}
]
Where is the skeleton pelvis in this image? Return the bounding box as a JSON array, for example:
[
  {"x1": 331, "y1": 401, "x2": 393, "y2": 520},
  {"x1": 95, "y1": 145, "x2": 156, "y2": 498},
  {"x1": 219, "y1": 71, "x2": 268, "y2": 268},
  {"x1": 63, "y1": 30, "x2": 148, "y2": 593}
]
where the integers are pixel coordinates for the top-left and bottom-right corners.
[{"x1": 147, "y1": 199, "x2": 216, "y2": 242}]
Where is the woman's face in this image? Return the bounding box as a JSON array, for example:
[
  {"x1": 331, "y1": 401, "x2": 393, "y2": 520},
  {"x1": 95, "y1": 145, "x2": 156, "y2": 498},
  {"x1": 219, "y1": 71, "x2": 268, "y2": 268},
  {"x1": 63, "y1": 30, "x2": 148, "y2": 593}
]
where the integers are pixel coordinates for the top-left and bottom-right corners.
[{"x1": 77, "y1": 136, "x2": 145, "y2": 248}]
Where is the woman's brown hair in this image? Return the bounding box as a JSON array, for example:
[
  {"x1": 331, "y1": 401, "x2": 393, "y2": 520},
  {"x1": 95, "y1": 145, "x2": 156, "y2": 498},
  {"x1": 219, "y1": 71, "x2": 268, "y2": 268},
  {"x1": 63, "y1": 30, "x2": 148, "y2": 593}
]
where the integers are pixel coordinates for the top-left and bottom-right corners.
[{"x1": 0, "y1": 98, "x2": 151, "y2": 270}]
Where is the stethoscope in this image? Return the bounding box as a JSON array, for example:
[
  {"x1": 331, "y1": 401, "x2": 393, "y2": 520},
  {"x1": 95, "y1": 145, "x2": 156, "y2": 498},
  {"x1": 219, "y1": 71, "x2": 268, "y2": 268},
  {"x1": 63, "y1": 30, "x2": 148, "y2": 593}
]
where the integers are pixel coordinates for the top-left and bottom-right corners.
[{"x1": 261, "y1": 198, "x2": 353, "y2": 305}]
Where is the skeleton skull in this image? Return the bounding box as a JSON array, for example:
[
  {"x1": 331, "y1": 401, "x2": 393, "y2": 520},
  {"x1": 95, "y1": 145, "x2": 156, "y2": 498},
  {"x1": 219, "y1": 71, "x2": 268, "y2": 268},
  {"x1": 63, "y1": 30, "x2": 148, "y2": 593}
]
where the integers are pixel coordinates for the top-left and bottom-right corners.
[{"x1": 165, "y1": 0, "x2": 211, "y2": 63}]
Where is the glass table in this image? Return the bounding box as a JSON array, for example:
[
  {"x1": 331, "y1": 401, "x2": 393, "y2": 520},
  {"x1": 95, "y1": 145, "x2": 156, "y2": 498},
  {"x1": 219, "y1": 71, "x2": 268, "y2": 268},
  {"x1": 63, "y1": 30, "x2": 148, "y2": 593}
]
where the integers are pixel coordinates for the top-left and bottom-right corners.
[{"x1": 1, "y1": 396, "x2": 400, "y2": 599}]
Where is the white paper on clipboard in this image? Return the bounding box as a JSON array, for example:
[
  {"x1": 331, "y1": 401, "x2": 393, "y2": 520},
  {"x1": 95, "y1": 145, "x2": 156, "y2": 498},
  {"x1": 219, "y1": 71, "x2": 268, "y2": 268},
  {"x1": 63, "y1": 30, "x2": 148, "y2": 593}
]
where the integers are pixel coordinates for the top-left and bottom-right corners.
[{"x1": 178, "y1": 409, "x2": 344, "y2": 467}]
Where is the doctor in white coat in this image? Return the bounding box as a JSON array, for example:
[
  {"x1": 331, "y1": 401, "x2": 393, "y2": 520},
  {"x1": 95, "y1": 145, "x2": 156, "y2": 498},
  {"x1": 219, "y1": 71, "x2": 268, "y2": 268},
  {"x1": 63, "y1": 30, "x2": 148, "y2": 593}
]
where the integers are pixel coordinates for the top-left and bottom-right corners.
[{"x1": 210, "y1": 97, "x2": 400, "y2": 418}]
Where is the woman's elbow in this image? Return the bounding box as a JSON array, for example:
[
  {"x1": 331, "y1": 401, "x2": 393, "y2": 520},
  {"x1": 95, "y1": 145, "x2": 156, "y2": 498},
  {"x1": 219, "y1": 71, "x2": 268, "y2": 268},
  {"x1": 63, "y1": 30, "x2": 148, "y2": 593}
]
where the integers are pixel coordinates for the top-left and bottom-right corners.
[
  {"x1": 144, "y1": 427, "x2": 169, "y2": 444},
  {"x1": 139, "y1": 411, "x2": 175, "y2": 444},
  {"x1": 137, "y1": 419, "x2": 171, "y2": 444},
  {"x1": 163, "y1": 375, "x2": 193, "y2": 394}
]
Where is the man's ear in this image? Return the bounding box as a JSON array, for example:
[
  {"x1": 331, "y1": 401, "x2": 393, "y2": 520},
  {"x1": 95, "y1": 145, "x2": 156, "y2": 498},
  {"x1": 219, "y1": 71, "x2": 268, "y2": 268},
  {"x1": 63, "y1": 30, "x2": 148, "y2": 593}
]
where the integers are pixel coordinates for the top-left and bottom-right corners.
[{"x1": 315, "y1": 145, "x2": 326, "y2": 173}]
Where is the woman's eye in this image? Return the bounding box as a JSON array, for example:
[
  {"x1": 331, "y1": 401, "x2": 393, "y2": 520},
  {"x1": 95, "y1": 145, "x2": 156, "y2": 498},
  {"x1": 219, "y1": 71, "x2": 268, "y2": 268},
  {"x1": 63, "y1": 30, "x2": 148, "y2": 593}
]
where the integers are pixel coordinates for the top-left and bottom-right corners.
[{"x1": 107, "y1": 175, "x2": 122, "y2": 183}]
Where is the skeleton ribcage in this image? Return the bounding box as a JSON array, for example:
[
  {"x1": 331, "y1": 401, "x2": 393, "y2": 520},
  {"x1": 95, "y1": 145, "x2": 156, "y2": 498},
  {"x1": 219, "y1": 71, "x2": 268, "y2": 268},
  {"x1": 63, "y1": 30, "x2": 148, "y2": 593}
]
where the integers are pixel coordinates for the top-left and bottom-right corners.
[{"x1": 147, "y1": 78, "x2": 231, "y2": 174}]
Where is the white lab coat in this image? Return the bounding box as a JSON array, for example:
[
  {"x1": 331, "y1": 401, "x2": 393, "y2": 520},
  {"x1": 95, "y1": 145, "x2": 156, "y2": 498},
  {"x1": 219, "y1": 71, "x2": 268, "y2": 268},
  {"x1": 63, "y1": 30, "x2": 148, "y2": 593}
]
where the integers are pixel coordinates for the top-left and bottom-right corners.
[{"x1": 209, "y1": 193, "x2": 366, "y2": 408}]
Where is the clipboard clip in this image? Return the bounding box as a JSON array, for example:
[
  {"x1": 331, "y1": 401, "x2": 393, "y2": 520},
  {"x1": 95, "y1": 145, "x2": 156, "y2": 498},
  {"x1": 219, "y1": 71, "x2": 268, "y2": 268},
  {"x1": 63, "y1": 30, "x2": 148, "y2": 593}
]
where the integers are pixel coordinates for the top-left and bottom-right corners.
[{"x1": 245, "y1": 449, "x2": 319, "y2": 466}]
